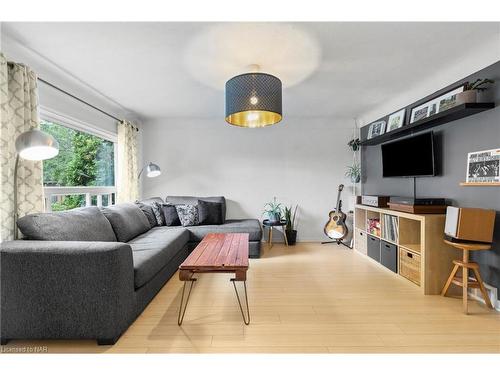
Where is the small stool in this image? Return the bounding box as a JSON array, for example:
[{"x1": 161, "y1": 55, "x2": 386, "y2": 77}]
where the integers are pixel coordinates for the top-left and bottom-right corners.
[{"x1": 441, "y1": 239, "x2": 493, "y2": 314}]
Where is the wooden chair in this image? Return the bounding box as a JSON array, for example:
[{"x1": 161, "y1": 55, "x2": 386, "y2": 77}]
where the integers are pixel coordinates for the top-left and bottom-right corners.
[{"x1": 441, "y1": 240, "x2": 493, "y2": 314}]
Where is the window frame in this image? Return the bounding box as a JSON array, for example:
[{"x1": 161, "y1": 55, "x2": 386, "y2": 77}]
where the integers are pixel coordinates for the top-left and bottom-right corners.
[
  {"x1": 40, "y1": 106, "x2": 118, "y2": 143},
  {"x1": 39, "y1": 106, "x2": 118, "y2": 211}
]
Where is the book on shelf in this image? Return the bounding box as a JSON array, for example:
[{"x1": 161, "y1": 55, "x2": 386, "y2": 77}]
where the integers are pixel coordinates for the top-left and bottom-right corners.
[{"x1": 382, "y1": 215, "x2": 398, "y2": 243}]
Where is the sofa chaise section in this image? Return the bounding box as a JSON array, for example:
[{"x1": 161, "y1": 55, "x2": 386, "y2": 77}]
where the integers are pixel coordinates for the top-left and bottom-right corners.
[
  {"x1": 128, "y1": 226, "x2": 189, "y2": 289},
  {"x1": 185, "y1": 219, "x2": 262, "y2": 257},
  {"x1": 166, "y1": 196, "x2": 262, "y2": 258}
]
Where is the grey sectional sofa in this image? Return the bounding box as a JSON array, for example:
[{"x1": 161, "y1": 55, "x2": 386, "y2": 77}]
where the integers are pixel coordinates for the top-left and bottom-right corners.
[{"x1": 0, "y1": 196, "x2": 261, "y2": 345}]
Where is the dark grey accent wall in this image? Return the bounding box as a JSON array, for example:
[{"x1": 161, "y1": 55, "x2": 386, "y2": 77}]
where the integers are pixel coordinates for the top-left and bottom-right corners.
[{"x1": 361, "y1": 61, "x2": 500, "y2": 291}]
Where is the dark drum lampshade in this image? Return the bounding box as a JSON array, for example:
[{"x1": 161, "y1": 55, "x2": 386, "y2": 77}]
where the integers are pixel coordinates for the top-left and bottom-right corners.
[{"x1": 225, "y1": 72, "x2": 282, "y2": 128}]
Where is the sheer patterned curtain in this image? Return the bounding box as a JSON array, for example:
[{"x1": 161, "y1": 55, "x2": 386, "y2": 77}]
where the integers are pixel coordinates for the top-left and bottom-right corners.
[
  {"x1": 0, "y1": 54, "x2": 44, "y2": 242},
  {"x1": 117, "y1": 120, "x2": 139, "y2": 203}
]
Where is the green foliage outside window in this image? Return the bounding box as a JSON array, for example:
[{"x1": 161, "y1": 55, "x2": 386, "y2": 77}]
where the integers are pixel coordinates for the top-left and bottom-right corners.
[{"x1": 40, "y1": 120, "x2": 115, "y2": 211}]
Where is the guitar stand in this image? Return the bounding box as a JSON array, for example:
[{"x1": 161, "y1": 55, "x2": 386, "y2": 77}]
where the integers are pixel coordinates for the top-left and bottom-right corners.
[{"x1": 321, "y1": 239, "x2": 353, "y2": 249}]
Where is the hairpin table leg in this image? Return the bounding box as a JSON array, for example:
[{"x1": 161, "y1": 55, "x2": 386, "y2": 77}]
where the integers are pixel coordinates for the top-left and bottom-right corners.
[
  {"x1": 231, "y1": 279, "x2": 250, "y2": 325},
  {"x1": 177, "y1": 278, "x2": 197, "y2": 325}
]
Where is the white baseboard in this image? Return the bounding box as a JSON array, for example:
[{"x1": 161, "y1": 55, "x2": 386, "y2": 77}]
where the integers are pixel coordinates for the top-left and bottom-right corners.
[{"x1": 469, "y1": 282, "x2": 500, "y2": 311}]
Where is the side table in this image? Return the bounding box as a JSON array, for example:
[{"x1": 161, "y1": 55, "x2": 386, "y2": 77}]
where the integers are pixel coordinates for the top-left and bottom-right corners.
[{"x1": 262, "y1": 219, "x2": 289, "y2": 249}]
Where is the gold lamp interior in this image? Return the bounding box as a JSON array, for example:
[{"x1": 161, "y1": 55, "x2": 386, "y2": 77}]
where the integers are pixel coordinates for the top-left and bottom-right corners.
[{"x1": 225, "y1": 110, "x2": 282, "y2": 128}]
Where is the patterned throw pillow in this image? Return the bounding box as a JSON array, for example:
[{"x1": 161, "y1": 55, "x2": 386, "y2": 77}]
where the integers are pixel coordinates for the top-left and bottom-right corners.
[
  {"x1": 175, "y1": 204, "x2": 199, "y2": 227},
  {"x1": 151, "y1": 201, "x2": 165, "y2": 226}
]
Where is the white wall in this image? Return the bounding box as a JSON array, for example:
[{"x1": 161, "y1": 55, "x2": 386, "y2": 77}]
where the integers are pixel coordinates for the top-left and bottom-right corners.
[
  {"x1": 142, "y1": 117, "x2": 355, "y2": 241},
  {"x1": 0, "y1": 33, "x2": 140, "y2": 131}
]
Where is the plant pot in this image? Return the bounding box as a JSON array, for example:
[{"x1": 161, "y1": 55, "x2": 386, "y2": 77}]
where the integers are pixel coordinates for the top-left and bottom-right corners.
[
  {"x1": 267, "y1": 213, "x2": 281, "y2": 224},
  {"x1": 351, "y1": 175, "x2": 361, "y2": 184},
  {"x1": 348, "y1": 139, "x2": 360, "y2": 152},
  {"x1": 285, "y1": 229, "x2": 297, "y2": 245},
  {"x1": 456, "y1": 90, "x2": 477, "y2": 105}
]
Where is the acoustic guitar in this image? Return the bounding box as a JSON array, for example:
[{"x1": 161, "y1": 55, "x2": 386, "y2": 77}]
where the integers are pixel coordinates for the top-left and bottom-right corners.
[{"x1": 323, "y1": 184, "x2": 348, "y2": 240}]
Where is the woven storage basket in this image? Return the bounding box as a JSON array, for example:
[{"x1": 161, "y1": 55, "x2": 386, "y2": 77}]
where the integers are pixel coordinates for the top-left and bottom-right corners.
[{"x1": 399, "y1": 248, "x2": 421, "y2": 285}]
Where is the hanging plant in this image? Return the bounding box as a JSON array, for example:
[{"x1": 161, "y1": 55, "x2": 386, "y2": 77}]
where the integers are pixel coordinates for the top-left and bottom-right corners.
[
  {"x1": 345, "y1": 163, "x2": 361, "y2": 184},
  {"x1": 348, "y1": 138, "x2": 361, "y2": 152}
]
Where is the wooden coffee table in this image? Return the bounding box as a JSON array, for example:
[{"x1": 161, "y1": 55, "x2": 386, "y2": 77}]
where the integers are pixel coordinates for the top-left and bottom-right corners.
[{"x1": 177, "y1": 233, "x2": 250, "y2": 325}]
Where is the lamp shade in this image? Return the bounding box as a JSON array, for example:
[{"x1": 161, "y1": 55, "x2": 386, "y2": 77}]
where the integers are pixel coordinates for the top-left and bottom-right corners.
[
  {"x1": 146, "y1": 162, "x2": 161, "y2": 178},
  {"x1": 15, "y1": 129, "x2": 59, "y2": 161},
  {"x1": 225, "y1": 72, "x2": 282, "y2": 128}
]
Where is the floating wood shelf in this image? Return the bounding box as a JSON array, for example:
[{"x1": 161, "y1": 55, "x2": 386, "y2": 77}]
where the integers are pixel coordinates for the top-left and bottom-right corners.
[
  {"x1": 459, "y1": 182, "x2": 500, "y2": 186},
  {"x1": 360, "y1": 103, "x2": 495, "y2": 146}
]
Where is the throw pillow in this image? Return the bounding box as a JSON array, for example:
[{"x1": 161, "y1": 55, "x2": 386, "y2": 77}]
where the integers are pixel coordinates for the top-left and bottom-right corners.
[
  {"x1": 101, "y1": 203, "x2": 151, "y2": 242},
  {"x1": 175, "y1": 204, "x2": 199, "y2": 227},
  {"x1": 162, "y1": 203, "x2": 181, "y2": 226},
  {"x1": 151, "y1": 201, "x2": 165, "y2": 226},
  {"x1": 198, "y1": 199, "x2": 223, "y2": 225},
  {"x1": 135, "y1": 201, "x2": 157, "y2": 228}
]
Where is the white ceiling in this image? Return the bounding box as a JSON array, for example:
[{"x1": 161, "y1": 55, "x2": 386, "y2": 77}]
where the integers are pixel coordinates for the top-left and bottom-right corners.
[{"x1": 2, "y1": 22, "x2": 499, "y2": 120}]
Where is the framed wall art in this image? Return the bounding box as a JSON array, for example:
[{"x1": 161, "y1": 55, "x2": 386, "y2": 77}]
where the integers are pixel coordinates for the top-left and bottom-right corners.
[
  {"x1": 367, "y1": 120, "x2": 386, "y2": 139},
  {"x1": 386, "y1": 109, "x2": 406, "y2": 132},
  {"x1": 466, "y1": 148, "x2": 500, "y2": 183}
]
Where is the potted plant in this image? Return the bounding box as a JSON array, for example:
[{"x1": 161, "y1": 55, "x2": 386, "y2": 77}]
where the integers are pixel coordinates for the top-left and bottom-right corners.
[
  {"x1": 284, "y1": 205, "x2": 298, "y2": 245},
  {"x1": 345, "y1": 163, "x2": 361, "y2": 183},
  {"x1": 263, "y1": 197, "x2": 283, "y2": 224},
  {"x1": 348, "y1": 138, "x2": 361, "y2": 152},
  {"x1": 456, "y1": 78, "x2": 495, "y2": 104}
]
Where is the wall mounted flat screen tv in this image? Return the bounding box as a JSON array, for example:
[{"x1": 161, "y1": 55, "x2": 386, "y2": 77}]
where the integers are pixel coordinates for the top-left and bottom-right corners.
[{"x1": 382, "y1": 131, "x2": 436, "y2": 177}]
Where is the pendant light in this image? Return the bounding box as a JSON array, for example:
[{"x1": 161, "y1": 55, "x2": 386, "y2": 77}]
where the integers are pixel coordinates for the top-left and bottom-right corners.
[{"x1": 225, "y1": 65, "x2": 282, "y2": 128}]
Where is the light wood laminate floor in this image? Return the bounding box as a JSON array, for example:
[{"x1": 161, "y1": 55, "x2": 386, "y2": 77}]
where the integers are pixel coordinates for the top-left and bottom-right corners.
[{"x1": 2, "y1": 243, "x2": 499, "y2": 354}]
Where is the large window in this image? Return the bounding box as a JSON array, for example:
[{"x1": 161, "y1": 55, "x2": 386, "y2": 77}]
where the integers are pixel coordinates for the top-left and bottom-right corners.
[{"x1": 40, "y1": 119, "x2": 116, "y2": 211}]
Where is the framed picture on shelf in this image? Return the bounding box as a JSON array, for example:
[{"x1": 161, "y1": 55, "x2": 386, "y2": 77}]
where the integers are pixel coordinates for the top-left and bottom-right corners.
[
  {"x1": 466, "y1": 148, "x2": 500, "y2": 183},
  {"x1": 410, "y1": 102, "x2": 431, "y2": 123},
  {"x1": 367, "y1": 120, "x2": 386, "y2": 139},
  {"x1": 410, "y1": 85, "x2": 465, "y2": 124},
  {"x1": 428, "y1": 102, "x2": 438, "y2": 117},
  {"x1": 437, "y1": 86, "x2": 464, "y2": 112},
  {"x1": 386, "y1": 109, "x2": 405, "y2": 132}
]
